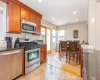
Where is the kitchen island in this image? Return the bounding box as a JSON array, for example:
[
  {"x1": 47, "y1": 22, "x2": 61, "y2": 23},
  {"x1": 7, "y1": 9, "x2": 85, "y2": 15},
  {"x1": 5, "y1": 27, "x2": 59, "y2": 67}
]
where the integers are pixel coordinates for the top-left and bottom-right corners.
[{"x1": 83, "y1": 49, "x2": 100, "y2": 80}]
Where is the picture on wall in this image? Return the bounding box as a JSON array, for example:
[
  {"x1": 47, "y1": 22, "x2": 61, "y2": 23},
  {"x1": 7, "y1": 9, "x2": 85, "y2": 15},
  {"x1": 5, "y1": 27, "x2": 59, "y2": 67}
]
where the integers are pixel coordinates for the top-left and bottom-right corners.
[{"x1": 73, "y1": 30, "x2": 78, "y2": 38}]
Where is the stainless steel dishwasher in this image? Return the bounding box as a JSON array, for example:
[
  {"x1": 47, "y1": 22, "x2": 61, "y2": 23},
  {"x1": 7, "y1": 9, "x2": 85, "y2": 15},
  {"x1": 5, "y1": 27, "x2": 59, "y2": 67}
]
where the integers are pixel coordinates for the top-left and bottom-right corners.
[{"x1": 0, "y1": 49, "x2": 22, "y2": 80}]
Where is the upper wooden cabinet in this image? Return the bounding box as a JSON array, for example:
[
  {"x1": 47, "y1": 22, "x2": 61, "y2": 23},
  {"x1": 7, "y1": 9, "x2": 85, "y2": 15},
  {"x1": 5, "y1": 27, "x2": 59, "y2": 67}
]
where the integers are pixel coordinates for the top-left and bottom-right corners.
[
  {"x1": 7, "y1": 0, "x2": 42, "y2": 33},
  {"x1": 8, "y1": 1, "x2": 21, "y2": 33},
  {"x1": 36, "y1": 15, "x2": 41, "y2": 34},
  {"x1": 21, "y1": 7, "x2": 29, "y2": 21},
  {"x1": 29, "y1": 12, "x2": 36, "y2": 23}
]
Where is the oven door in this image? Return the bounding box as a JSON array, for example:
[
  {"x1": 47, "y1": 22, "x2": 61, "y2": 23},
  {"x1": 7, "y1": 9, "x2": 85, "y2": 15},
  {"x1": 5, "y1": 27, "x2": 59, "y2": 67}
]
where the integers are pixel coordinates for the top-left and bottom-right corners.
[{"x1": 25, "y1": 48, "x2": 40, "y2": 68}]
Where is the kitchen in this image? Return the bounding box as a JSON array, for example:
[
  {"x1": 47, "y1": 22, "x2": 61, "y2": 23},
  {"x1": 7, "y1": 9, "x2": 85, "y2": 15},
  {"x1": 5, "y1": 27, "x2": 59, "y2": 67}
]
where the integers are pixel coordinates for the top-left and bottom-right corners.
[
  {"x1": 1, "y1": 0, "x2": 100, "y2": 80},
  {"x1": 0, "y1": 0, "x2": 47, "y2": 80}
]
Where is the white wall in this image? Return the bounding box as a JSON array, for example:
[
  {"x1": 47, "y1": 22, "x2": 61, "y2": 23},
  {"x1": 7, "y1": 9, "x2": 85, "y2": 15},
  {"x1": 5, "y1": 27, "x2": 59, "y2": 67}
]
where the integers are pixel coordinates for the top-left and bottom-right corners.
[
  {"x1": 95, "y1": 2, "x2": 100, "y2": 50},
  {"x1": 57, "y1": 22, "x2": 88, "y2": 43},
  {"x1": 41, "y1": 19, "x2": 56, "y2": 29},
  {"x1": 88, "y1": 0, "x2": 96, "y2": 49},
  {"x1": 88, "y1": 0, "x2": 100, "y2": 50}
]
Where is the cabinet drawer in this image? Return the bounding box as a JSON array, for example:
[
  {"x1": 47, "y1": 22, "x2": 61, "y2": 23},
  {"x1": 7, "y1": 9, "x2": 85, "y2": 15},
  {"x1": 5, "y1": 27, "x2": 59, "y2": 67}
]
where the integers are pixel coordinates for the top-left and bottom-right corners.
[{"x1": 40, "y1": 45, "x2": 45, "y2": 49}]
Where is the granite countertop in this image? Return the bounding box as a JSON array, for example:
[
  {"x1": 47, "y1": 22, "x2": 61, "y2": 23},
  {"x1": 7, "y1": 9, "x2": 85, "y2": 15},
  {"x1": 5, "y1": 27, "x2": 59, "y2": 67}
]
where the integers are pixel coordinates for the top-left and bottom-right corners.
[
  {"x1": 40, "y1": 44, "x2": 47, "y2": 45},
  {"x1": 0, "y1": 43, "x2": 47, "y2": 52},
  {"x1": 0, "y1": 47, "x2": 23, "y2": 52},
  {"x1": 83, "y1": 49, "x2": 100, "y2": 80}
]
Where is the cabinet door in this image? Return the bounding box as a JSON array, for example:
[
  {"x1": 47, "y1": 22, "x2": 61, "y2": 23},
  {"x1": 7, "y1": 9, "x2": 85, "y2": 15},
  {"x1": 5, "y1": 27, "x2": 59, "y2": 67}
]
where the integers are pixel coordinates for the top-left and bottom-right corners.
[
  {"x1": 21, "y1": 7, "x2": 29, "y2": 21},
  {"x1": 36, "y1": 15, "x2": 41, "y2": 34},
  {"x1": 8, "y1": 1, "x2": 21, "y2": 33},
  {"x1": 0, "y1": 49, "x2": 22, "y2": 80},
  {"x1": 40, "y1": 46, "x2": 45, "y2": 63},
  {"x1": 30, "y1": 12, "x2": 36, "y2": 23}
]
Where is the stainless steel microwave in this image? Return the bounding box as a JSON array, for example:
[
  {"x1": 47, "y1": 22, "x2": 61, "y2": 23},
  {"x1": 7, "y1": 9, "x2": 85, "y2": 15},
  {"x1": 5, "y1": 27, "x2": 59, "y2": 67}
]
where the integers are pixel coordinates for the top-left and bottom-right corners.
[{"x1": 21, "y1": 19, "x2": 36, "y2": 33}]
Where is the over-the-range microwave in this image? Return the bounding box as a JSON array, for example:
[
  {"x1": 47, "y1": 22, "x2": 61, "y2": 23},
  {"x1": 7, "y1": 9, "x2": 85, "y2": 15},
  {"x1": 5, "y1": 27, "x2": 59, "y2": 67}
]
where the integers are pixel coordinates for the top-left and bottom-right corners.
[{"x1": 21, "y1": 19, "x2": 36, "y2": 33}]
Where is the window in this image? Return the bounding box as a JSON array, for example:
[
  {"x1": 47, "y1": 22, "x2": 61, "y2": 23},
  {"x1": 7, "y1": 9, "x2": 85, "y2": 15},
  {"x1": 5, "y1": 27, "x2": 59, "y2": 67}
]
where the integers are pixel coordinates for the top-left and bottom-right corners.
[
  {"x1": 41, "y1": 27, "x2": 46, "y2": 43},
  {"x1": 57, "y1": 30, "x2": 65, "y2": 42},
  {"x1": 52, "y1": 29, "x2": 56, "y2": 43},
  {"x1": 0, "y1": 2, "x2": 6, "y2": 41}
]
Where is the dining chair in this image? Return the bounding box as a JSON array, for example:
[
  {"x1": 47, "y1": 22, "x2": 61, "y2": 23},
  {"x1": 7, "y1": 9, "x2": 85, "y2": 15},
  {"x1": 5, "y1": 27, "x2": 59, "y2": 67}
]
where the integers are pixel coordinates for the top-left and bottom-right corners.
[
  {"x1": 69, "y1": 41, "x2": 79, "y2": 64},
  {"x1": 59, "y1": 41, "x2": 68, "y2": 60}
]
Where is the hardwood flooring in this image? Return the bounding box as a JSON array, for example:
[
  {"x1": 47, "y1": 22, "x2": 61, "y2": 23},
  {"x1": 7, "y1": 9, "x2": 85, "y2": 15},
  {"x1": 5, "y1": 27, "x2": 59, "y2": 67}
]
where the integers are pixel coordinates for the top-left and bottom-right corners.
[{"x1": 17, "y1": 53, "x2": 82, "y2": 80}]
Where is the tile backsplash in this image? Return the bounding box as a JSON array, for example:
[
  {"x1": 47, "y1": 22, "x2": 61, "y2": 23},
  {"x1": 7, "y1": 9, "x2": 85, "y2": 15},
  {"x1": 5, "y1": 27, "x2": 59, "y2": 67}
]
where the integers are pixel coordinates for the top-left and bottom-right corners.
[{"x1": 0, "y1": 33, "x2": 42, "y2": 47}]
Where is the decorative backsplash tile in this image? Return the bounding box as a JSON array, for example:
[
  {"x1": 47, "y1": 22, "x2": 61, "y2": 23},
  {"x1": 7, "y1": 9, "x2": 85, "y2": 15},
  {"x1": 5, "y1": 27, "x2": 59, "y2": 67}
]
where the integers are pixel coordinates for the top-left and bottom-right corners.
[{"x1": 0, "y1": 33, "x2": 42, "y2": 47}]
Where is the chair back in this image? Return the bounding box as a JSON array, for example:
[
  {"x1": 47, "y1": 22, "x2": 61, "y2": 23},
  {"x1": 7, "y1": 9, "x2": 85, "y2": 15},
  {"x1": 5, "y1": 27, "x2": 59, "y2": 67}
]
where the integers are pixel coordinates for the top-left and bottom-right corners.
[
  {"x1": 60, "y1": 41, "x2": 67, "y2": 51},
  {"x1": 69, "y1": 41, "x2": 78, "y2": 51}
]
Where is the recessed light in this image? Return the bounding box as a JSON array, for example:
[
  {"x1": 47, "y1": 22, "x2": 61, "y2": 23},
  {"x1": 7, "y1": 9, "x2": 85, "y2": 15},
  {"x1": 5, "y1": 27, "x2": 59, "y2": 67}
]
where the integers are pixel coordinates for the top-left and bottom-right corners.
[
  {"x1": 52, "y1": 17, "x2": 55, "y2": 20},
  {"x1": 73, "y1": 11, "x2": 76, "y2": 14},
  {"x1": 91, "y1": 17, "x2": 95, "y2": 23},
  {"x1": 38, "y1": 0, "x2": 42, "y2": 3},
  {"x1": 76, "y1": 19, "x2": 79, "y2": 21}
]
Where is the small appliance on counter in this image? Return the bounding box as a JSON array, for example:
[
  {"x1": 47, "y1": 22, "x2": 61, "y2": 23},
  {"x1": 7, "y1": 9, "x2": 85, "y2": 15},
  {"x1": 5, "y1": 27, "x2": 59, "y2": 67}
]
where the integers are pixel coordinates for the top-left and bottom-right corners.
[
  {"x1": 14, "y1": 38, "x2": 40, "y2": 75},
  {"x1": 14, "y1": 38, "x2": 20, "y2": 48},
  {"x1": 5, "y1": 37, "x2": 12, "y2": 49}
]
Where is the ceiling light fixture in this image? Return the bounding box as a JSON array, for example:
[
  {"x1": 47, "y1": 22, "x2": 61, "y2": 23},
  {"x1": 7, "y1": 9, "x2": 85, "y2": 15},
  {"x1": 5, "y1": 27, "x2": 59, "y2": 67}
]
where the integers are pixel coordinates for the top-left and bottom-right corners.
[
  {"x1": 73, "y1": 11, "x2": 76, "y2": 14},
  {"x1": 76, "y1": 19, "x2": 79, "y2": 21},
  {"x1": 52, "y1": 17, "x2": 55, "y2": 20},
  {"x1": 38, "y1": 0, "x2": 42, "y2": 3},
  {"x1": 91, "y1": 17, "x2": 95, "y2": 23}
]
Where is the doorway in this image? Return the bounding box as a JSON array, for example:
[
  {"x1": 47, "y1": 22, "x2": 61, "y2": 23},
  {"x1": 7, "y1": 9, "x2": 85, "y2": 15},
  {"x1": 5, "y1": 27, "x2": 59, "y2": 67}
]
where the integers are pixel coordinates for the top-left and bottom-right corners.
[{"x1": 41, "y1": 25, "x2": 52, "y2": 54}]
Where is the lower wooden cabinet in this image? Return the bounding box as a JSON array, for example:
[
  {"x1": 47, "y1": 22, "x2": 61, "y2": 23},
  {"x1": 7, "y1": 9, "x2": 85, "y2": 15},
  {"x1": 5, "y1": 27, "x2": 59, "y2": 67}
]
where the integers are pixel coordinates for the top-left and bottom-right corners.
[
  {"x1": 0, "y1": 49, "x2": 23, "y2": 80},
  {"x1": 40, "y1": 44, "x2": 47, "y2": 63}
]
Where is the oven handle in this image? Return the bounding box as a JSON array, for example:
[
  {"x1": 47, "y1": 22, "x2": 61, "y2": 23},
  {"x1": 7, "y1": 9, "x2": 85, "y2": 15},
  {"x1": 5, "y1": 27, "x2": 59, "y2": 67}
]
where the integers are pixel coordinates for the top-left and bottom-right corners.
[{"x1": 25, "y1": 48, "x2": 40, "y2": 53}]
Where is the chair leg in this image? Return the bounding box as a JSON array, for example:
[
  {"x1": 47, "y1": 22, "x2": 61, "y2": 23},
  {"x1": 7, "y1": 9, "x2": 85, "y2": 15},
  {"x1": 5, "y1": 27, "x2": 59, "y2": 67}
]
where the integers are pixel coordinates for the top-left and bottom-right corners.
[
  {"x1": 66, "y1": 51, "x2": 67, "y2": 62},
  {"x1": 76, "y1": 52, "x2": 78, "y2": 65},
  {"x1": 69, "y1": 52, "x2": 70, "y2": 63}
]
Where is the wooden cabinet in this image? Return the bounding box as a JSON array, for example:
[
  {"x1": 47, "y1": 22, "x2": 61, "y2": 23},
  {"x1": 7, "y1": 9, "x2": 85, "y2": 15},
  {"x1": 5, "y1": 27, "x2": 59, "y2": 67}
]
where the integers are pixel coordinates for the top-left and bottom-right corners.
[
  {"x1": 0, "y1": 49, "x2": 22, "y2": 80},
  {"x1": 7, "y1": 0, "x2": 42, "y2": 33},
  {"x1": 36, "y1": 15, "x2": 41, "y2": 34},
  {"x1": 21, "y1": 7, "x2": 29, "y2": 21},
  {"x1": 40, "y1": 45, "x2": 47, "y2": 63},
  {"x1": 8, "y1": 1, "x2": 21, "y2": 33},
  {"x1": 30, "y1": 12, "x2": 36, "y2": 23}
]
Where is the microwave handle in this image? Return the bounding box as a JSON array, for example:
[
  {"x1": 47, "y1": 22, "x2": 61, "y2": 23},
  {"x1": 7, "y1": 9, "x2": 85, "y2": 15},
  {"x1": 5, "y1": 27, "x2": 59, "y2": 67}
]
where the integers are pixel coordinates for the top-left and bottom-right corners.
[{"x1": 35, "y1": 27, "x2": 36, "y2": 31}]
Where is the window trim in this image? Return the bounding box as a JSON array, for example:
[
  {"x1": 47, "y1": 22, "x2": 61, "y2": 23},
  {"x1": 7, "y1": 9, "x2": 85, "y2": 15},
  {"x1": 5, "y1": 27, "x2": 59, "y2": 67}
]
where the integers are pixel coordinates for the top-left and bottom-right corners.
[{"x1": 0, "y1": 1, "x2": 7, "y2": 42}]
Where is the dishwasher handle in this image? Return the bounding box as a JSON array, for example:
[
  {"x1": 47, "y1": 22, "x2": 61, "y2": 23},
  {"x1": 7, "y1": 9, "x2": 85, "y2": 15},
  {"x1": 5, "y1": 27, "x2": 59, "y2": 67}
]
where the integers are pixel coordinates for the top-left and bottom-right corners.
[{"x1": 0, "y1": 50, "x2": 21, "y2": 56}]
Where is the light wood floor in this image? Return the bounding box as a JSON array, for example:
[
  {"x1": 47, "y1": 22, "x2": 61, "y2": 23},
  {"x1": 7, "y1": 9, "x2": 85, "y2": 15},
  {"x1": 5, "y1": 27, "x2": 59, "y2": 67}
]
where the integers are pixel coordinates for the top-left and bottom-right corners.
[
  {"x1": 47, "y1": 53, "x2": 80, "y2": 76},
  {"x1": 17, "y1": 53, "x2": 82, "y2": 80}
]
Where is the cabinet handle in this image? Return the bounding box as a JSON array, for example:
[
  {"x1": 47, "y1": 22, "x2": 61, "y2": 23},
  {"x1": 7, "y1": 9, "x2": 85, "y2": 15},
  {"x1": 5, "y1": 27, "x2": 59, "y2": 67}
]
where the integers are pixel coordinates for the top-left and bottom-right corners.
[{"x1": 0, "y1": 51, "x2": 21, "y2": 56}]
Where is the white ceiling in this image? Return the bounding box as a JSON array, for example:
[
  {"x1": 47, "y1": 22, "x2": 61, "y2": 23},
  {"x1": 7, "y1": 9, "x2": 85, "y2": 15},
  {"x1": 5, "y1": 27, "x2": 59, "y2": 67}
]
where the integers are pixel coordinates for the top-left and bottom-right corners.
[{"x1": 20, "y1": 0, "x2": 88, "y2": 26}]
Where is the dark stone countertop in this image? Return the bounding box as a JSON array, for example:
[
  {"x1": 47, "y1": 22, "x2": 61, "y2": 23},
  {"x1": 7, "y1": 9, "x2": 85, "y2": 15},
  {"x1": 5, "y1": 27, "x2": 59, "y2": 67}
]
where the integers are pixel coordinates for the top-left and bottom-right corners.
[
  {"x1": 83, "y1": 49, "x2": 100, "y2": 80},
  {"x1": 40, "y1": 44, "x2": 47, "y2": 46},
  {"x1": 0, "y1": 47, "x2": 23, "y2": 52}
]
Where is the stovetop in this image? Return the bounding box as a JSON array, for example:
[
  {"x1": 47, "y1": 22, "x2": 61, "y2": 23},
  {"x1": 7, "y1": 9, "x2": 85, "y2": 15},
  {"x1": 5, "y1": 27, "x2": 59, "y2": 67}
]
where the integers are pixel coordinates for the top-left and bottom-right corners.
[{"x1": 19, "y1": 42, "x2": 40, "y2": 51}]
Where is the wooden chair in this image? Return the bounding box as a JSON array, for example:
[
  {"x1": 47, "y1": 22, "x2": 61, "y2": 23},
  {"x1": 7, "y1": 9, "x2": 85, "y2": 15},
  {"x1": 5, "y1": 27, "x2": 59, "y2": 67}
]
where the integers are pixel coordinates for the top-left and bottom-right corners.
[
  {"x1": 59, "y1": 41, "x2": 68, "y2": 60},
  {"x1": 69, "y1": 41, "x2": 79, "y2": 64}
]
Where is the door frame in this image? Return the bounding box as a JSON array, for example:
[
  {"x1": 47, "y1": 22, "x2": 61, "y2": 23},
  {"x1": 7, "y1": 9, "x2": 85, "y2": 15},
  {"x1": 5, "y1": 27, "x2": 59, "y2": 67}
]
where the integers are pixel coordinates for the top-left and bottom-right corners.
[{"x1": 41, "y1": 25, "x2": 52, "y2": 54}]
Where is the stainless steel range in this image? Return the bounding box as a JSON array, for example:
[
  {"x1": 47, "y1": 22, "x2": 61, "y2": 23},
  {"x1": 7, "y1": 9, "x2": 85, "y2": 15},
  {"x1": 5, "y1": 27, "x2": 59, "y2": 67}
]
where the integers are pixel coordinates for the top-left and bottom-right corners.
[
  {"x1": 14, "y1": 38, "x2": 40, "y2": 75},
  {"x1": 25, "y1": 48, "x2": 40, "y2": 75}
]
